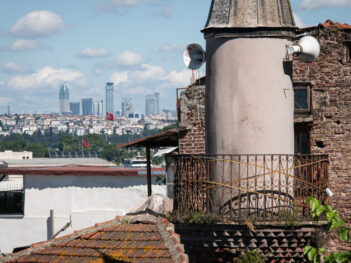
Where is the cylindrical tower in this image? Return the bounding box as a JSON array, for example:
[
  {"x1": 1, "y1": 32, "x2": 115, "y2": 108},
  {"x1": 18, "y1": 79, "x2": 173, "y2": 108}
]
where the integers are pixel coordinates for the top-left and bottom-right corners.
[
  {"x1": 59, "y1": 83, "x2": 69, "y2": 115},
  {"x1": 202, "y1": 0, "x2": 297, "y2": 213},
  {"x1": 203, "y1": 0, "x2": 297, "y2": 155}
]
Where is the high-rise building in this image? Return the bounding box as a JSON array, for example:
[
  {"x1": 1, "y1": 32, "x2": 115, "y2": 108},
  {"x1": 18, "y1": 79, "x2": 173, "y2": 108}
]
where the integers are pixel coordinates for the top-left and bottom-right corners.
[
  {"x1": 154, "y1": 92, "x2": 160, "y2": 115},
  {"x1": 106, "y1": 82, "x2": 114, "y2": 115},
  {"x1": 70, "y1": 102, "x2": 80, "y2": 115},
  {"x1": 8, "y1": 103, "x2": 12, "y2": 116},
  {"x1": 145, "y1": 92, "x2": 160, "y2": 116},
  {"x1": 59, "y1": 83, "x2": 70, "y2": 115},
  {"x1": 121, "y1": 98, "x2": 133, "y2": 117},
  {"x1": 82, "y1": 98, "x2": 93, "y2": 115},
  {"x1": 93, "y1": 99, "x2": 104, "y2": 116}
]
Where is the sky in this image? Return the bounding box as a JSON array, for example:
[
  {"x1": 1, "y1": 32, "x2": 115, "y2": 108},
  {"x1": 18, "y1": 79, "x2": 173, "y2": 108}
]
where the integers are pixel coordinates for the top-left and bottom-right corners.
[{"x1": 0, "y1": 0, "x2": 351, "y2": 115}]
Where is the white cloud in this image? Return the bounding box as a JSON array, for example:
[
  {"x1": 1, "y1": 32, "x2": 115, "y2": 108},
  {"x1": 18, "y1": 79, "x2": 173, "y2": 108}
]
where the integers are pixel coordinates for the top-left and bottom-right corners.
[
  {"x1": 159, "y1": 43, "x2": 185, "y2": 53},
  {"x1": 79, "y1": 48, "x2": 110, "y2": 58},
  {"x1": 0, "y1": 97, "x2": 11, "y2": 104},
  {"x1": 110, "y1": 71, "x2": 129, "y2": 84},
  {"x1": 109, "y1": 63, "x2": 192, "y2": 95},
  {"x1": 9, "y1": 10, "x2": 67, "y2": 38},
  {"x1": 95, "y1": 0, "x2": 173, "y2": 16},
  {"x1": 7, "y1": 67, "x2": 88, "y2": 91},
  {"x1": 3, "y1": 62, "x2": 32, "y2": 74},
  {"x1": 115, "y1": 51, "x2": 144, "y2": 67},
  {"x1": 299, "y1": 0, "x2": 351, "y2": 10},
  {"x1": 10, "y1": 39, "x2": 41, "y2": 51},
  {"x1": 294, "y1": 14, "x2": 305, "y2": 28},
  {"x1": 0, "y1": 81, "x2": 4, "y2": 86}
]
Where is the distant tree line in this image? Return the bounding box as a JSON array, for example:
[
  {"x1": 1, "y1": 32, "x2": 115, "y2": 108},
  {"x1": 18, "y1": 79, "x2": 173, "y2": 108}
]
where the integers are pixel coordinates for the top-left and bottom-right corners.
[{"x1": 0, "y1": 124, "x2": 177, "y2": 164}]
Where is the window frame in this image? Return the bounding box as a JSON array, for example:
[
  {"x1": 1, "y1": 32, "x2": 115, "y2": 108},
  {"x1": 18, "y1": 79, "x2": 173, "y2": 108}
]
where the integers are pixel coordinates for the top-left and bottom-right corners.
[
  {"x1": 343, "y1": 41, "x2": 351, "y2": 63},
  {"x1": 293, "y1": 82, "x2": 312, "y2": 115}
]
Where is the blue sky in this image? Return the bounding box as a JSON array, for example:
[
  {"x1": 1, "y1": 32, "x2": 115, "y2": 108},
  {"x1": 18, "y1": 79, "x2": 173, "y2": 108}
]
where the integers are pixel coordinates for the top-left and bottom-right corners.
[{"x1": 0, "y1": 0, "x2": 351, "y2": 114}]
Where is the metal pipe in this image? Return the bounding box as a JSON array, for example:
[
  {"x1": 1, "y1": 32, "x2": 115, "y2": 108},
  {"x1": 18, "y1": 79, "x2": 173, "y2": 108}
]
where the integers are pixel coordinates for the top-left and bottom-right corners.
[
  {"x1": 49, "y1": 210, "x2": 54, "y2": 240},
  {"x1": 146, "y1": 147, "x2": 152, "y2": 196}
]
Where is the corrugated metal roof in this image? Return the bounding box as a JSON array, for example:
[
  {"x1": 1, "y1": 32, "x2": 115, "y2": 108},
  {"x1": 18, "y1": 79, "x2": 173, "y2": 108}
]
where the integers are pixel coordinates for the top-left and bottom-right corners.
[{"x1": 203, "y1": 0, "x2": 297, "y2": 37}]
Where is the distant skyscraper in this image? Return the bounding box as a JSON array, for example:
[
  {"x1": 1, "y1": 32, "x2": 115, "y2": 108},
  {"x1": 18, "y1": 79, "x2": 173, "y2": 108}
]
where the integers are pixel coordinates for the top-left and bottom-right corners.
[
  {"x1": 122, "y1": 98, "x2": 133, "y2": 117},
  {"x1": 70, "y1": 102, "x2": 80, "y2": 115},
  {"x1": 59, "y1": 83, "x2": 70, "y2": 115},
  {"x1": 8, "y1": 103, "x2": 12, "y2": 116},
  {"x1": 145, "y1": 95, "x2": 156, "y2": 116},
  {"x1": 82, "y1": 98, "x2": 93, "y2": 115},
  {"x1": 93, "y1": 99, "x2": 104, "y2": 116},
  {"x1": 154, "y1": 92, "x2": 160, "y2": 115},
  {"x1": 106, "y1": 82, "x2": 114, "y2": 115}
]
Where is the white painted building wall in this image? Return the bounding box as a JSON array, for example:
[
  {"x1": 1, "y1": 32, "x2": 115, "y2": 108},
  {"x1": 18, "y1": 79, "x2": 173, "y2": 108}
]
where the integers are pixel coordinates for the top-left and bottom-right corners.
[{"x1": 0, "y1": 174, "x2": 166, "y2": 253}]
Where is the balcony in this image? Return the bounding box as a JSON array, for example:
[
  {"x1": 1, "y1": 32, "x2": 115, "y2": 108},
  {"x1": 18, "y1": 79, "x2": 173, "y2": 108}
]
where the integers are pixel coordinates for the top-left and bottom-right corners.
[{"x1": 173, "y1": 154, "x2": 329, "y2": 223}]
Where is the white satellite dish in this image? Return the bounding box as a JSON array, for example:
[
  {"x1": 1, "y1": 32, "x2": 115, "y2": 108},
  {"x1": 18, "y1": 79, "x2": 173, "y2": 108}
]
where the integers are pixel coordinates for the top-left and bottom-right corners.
[
  {"x1": 287, "y1": 36, "x2": 320, "y2": 63},
  {"x1": 183, "y1": 43, "x2": 206, "y2": 70}
]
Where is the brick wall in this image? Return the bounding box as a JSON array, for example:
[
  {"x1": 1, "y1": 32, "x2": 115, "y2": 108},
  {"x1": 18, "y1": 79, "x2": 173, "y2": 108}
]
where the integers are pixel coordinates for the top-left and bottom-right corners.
[
  {"x1": 293, "y1": 25, "x2": 351, "y2": 223},
  {"x1": 178, "y1": 84, "x2": 206, "y2": 154}
]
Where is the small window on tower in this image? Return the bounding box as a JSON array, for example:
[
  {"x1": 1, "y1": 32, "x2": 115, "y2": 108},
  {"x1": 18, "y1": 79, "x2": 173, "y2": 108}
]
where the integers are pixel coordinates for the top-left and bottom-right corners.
[
  {"x1": 345, "y1": 41, "x2": 351, "y2": 63},
  {"x1": 293, "y1": 83, "x2": 311, "y2": 114}
]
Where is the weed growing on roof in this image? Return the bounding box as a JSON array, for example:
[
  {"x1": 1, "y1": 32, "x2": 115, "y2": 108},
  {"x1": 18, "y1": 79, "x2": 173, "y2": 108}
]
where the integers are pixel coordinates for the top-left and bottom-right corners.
[
  {"x1": 167, "y1": 210, "x2": 219, "y2": 225},
  {"x1": 233, "y1": 249, "x2": 266, "y2": 263}
]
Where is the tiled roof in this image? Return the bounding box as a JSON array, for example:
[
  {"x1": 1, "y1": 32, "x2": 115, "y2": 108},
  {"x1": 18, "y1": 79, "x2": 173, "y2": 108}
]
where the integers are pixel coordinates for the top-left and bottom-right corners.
[
  {"x1": 320, "y1": 19, "x2": 351, "y2": 29},
  {"x1": 3, "y1": 217, "x2": 188, "y2": 263}
]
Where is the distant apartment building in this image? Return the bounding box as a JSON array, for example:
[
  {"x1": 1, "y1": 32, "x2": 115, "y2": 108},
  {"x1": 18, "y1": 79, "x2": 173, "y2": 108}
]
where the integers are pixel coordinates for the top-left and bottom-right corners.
[
  {"x1": 59, "y1": 83, "x2": 70, "y2": 115},
  {"x1": 93, "y1": 99, "x2": 104, "y2": 117},
  {"x1": 82, "y1": 98, "x2": 93, "y2": 115},
  {"x1": 121, "y1": 98, "x2": 133, "y2": 117},
  {"x1": 106, "y1": 82, "x2": 114, "y2": 115},
  {"x1": 69, "y1": 102, "x2": 80, "y2": 116},
  {"x1": 145, "y1": 92, "x2": 160, "y2": 116}
]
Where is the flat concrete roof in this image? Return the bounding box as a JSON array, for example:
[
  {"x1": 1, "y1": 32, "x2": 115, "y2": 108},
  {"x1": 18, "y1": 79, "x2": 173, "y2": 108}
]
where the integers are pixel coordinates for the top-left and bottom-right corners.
[{"x1": 0, "y1": 158, "x2": 115, "y2": 167}]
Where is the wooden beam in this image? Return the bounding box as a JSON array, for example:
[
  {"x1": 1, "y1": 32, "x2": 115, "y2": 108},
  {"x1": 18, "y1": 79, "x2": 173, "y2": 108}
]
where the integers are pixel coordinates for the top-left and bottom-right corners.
[{"x1": 146, "y1": 147, "x2": 152, "y2": 196}]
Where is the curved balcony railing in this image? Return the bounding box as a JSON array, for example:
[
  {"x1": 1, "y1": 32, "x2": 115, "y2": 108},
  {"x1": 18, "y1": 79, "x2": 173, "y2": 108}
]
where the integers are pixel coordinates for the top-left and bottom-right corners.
[{"x1": 173, "y1": 154, "x2": 329, "y2": 223}]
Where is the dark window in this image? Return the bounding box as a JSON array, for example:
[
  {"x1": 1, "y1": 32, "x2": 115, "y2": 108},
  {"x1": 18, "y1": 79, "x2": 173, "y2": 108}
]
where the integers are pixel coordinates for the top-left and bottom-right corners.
[
  {"x1": 294, "y1": 83, "x2": 311, "y2": 114},
  {"x1": 295, "y1": 124, "x2": 311, "y2": 154},
  {"x1": 345, "y1": 42, "x2": 351, "y2": 63},
  {"x1": 0, "y1": 191, "x2": 24, "y2": 215}
]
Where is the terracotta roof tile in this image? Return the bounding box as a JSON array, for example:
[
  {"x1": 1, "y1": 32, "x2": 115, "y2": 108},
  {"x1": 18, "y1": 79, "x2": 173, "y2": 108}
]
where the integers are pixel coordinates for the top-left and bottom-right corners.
[
  {"x1": 320, "y1": 19, "x2": 351, "y2": 29},
  {"x1": 3, "y1": 220, "x2": 177, "y2": 263}
]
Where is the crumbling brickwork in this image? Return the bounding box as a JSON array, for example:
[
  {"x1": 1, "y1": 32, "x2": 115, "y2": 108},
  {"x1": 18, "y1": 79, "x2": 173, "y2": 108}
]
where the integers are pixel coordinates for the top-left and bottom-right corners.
[
  {"x1": 178, "y1": 84, "x2": 206, "y2": 154},
  {"x1": 293, "y1": 23, "x2": 351, "y2": 222}
]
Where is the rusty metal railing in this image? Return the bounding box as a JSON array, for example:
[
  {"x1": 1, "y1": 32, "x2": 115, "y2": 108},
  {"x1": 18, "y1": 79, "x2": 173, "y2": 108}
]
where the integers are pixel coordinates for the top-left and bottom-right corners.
[{"x1": 173, "y1": 154, "x2": 329, "y2": 222}]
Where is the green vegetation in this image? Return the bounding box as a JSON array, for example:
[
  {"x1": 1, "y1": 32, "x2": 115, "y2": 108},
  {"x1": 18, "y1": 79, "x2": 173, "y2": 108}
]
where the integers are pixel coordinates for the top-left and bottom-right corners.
[
  {"x1": 167, "y1": 210, "x2": 219, "y2": 225},
  {"x1": 233, "y1": 249, "x2": 266, "y2": 263},
  {"x1": 304, "y1": 197, "x2": 351, "y2": 263},
  {"x1": 0, "y1": 124, "x2": 176, "y2": 162}
]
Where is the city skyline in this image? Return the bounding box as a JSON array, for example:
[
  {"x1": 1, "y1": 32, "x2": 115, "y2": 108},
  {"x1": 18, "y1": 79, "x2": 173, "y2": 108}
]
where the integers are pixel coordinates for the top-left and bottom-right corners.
[{"x1": 1, "y1": 0, "x2": 351, "y2": 114}]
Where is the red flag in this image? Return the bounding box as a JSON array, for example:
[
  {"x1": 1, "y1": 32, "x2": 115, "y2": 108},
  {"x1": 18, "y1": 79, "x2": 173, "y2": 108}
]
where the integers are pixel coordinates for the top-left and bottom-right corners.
[
  {"x1": 82, "y1": 139, "x2": 90, "y2": 148},
  {"x1": 106, "y1": 112, "x2": 114, "y2": 121}
]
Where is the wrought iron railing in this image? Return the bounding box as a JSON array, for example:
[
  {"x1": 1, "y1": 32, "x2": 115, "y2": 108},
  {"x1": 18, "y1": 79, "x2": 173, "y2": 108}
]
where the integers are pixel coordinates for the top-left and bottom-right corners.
[{"x1": 173, "y1": 154, "x2": 329, "y2": 222}]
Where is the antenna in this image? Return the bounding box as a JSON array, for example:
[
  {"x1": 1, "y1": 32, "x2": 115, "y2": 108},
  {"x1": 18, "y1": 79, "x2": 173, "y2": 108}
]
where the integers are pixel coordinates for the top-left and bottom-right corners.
[
  {"x1": 287, "y1": 36, "x2": 320, "y2": 62},
  {"x1": 183, "y1": 43, "x2": 206, "y2": 70}
]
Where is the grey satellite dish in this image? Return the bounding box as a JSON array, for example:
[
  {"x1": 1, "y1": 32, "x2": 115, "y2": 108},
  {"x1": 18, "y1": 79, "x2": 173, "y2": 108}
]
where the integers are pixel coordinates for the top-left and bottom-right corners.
[
  {"x1": 183, "y1": 43, "x2": 206, "y2": 70},
  {"x1": 287, "y1": 36, "x2": 320, "y2": 62}
]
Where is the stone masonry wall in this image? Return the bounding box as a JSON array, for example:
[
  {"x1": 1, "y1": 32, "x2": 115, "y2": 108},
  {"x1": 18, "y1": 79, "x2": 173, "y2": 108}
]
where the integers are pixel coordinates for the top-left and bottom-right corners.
[
  {"x1": 293, "y1": 26, "x2": 351, "y2": 224},
  {"x1": 293, "y1": 25, "x2": 351, "y2": 252},
  {"x1": 178, "y1": 85, "x2": 206, "y2": 154}
]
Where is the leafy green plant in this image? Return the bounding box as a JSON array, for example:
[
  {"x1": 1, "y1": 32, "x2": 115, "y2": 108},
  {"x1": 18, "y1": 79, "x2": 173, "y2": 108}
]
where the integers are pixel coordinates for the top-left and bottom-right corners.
[
  {"x1": 304, "y1": 197, "x2": 351, "y2": 263},
  {"x1": 233, "y1": 249, "x2": 266, "y2": 263}
]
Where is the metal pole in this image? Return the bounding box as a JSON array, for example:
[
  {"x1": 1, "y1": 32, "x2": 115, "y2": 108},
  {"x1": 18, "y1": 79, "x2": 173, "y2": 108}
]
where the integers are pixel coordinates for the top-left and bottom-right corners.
[
  {"x1": 49, "y1": 209, "x2": 54, "y2": 240},
  {"x1": 146, "y1": 147, "x2": 152, "y2": 196}
]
